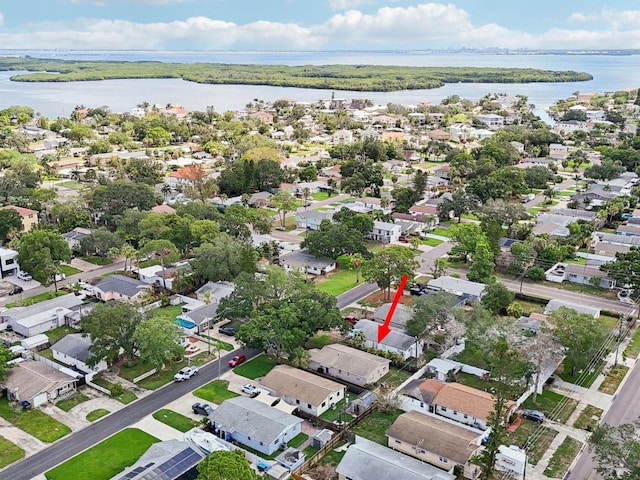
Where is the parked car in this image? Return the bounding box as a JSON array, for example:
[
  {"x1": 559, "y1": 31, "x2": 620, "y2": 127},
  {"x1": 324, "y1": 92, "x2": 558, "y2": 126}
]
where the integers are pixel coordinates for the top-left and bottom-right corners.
[
  {"x1": 241, "y1": 384, "x2": 259, "y2": 396},
  {"x1": 173, "y1": 366, "x2": 199, "y2": 382},
  {"x1": 521, "y1": 409, "x2": 545, "y2": 423},
  {"x1": 344, "y1": 314, "x2": 357, "y2": 325},
  {"x1": 17, "y1": 271, "x2": 32, "y2": 281},
  {"x1": 192, "y1": 402, "x2": 214, "y2": 416},
  {"x1": 229, "y1": 354, "x2": 247, "y2": 367},
  {"x1": 409, "y1": 283, "x2": 427, "y2": 296},
  {"x1": 8, "y1": 286, "x2": 23, "y2": 296},
  {"x1": 218, "y1": 326, "x2": 236, "y2": 336},
  {"x1": 545, "y1": 375, "x2": 556, "y2": 385},
  {"x1": 399, "y1": 236, "x2": 410, "y2": 243}
]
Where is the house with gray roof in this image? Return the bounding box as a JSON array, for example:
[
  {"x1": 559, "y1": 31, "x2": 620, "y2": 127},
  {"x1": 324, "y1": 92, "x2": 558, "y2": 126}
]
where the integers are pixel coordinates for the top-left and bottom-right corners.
[
  {"x1": 336, "y1": 436, "x2": 455, "y2": 480},
  {"x1": 550, "y1": 208, "x2": 597, "y2": 220},
  {"x1": 295, "y1": 209, "x2": 335, "y2": 230},
  {"x1": 280, "y1": 249, "x2": 336, "y2": 275},
  {"x1": 1, "y1": 293, "x2": 86, "y2": 337},
  {"x1": 309, "y1": 343, "x2": 390, "y2": 387},
  {"x1": 176, "y1": 302, "x2": 221, "y2": 334},
  {"x1": 353, "y1": 319, "x2": 423, "y2": 360},
  {"x1": 62, "y1": 227, "x2": 93, "y2": 251},
  {"x1": 93, "y1": 274, "x2": 150, "y2": 303},
  {"x1": 111, "y1": 439, "x2": 208, "y2": 480},
  {"x1": 372, "y1": 303, "x2": 413, "y2": 330},
  {"x1": 426, "y1": 276, "x2": 486, "y2": 302},
  {"x1": 1, "y1": 360, "x2": 78, "y2": 408},
  {"x1": 195, "y1": 281, "x2": 235, "y2": 303},
  {"x1": 52, "y1": 333, "x2": 107, "y2": 376},
  {"x1": 208, "y1": 396, "x2": 302, "y2": 455}
]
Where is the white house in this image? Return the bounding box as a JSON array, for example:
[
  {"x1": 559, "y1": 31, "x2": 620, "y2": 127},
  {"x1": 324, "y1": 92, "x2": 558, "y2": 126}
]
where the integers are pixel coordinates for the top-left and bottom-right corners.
[
  {"x1": 549, "y1": 143, "x2": 568, "y2": 160},
  {"x1": 0, "y1": 246, "x2": 19, "y2": 278},
  {"x1": 52, "y1": 333, "x2": 107, "y2": 377},
  {"x1": 208, "y1": 396, "x2": 302, "y2": 456},
  {"x1": 309, "y1": 344, "x2": 390, "y2": 387},
  {"x1": 1, "y1": 294, "x2": 85, "y2": 337},
  {"x1": 1, "y1": 360, "x2": 78, "y2": 408},
  {"x1": 62, "y1": 227, "x2": 93, "y2": 251},
  {"x1": 368, "y1": 221, "x2": 401, "y2": 243},
  {"x1": 426, "y1": 276, "x2": 487, "y2": 301},
  {"x1": 260, "y1": 365, "x2": 346, "y2": 417},
  {"x1": 295, "y1": 210, "x2": 335, "y2": 231},
  {"x1": 544, "y1": 299, "x2": 600, "y2": 318},
  {"x1": 280, "y1": 249, "x2": 336, "y2": 275},
  {"x1": 476, "y1": 113, "x2": 504, "y2": 130},
  {"x1": 353, "y1": 319, "x2": 423, "y2": 360}
]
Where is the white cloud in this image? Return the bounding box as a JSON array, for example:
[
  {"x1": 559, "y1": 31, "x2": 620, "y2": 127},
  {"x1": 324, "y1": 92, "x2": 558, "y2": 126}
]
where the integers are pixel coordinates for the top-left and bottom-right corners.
[
  {"x1": 5, "y1": 3, "x2": 640, "y2": 50},
  {"x1": 328, "y1": 0, "x2": 372, "y2": 10},
  {"x1": 568, "y1": 12, "x2": 597, "y2": 22}
]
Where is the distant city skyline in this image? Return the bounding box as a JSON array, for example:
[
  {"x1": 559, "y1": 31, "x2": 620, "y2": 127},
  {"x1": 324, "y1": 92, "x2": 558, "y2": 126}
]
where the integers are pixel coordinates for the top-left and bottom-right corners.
[{"x1": 2, "y1": 1, "x2": 640, "y2": 51}]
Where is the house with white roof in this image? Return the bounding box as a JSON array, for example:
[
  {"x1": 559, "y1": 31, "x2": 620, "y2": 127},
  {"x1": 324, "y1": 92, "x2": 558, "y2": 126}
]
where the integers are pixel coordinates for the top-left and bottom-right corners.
[
  {"x1": 426, "y1": 276, "x2": 487, "y2": 302},
  {"x1": 280, "y1": 249, "x2": 336, "y2": 275}
]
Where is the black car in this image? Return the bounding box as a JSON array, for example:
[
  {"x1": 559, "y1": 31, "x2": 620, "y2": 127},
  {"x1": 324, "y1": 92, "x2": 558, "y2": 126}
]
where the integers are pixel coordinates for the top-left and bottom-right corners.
[
  {"x1": 8, "y1": 286, "x2": 23, "y2": 296},
  {"x1": 409, "y1": 284, "x2": 427, "y2": 296},
  {"x1": 218, "y1": 326, "x2": 236, "y2": 336},
  {"x1": 192, "y1": 402, "x2": 214, "y2": 416}
]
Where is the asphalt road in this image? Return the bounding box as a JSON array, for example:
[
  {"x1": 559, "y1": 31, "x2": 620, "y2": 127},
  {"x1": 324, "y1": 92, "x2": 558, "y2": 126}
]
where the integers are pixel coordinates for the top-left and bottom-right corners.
[
  {"x1": 336, "y1": 281, "x2": 379, "y2": 309},
  {"x1": 567, "y1": 355, "x2": 640, "y2": 479},
  {"x1": 0, "y1": 260, "x2": 126, "y2": 308},
  {"x1": 0, "y1": 347, "x2": 260, "y2": 480}
]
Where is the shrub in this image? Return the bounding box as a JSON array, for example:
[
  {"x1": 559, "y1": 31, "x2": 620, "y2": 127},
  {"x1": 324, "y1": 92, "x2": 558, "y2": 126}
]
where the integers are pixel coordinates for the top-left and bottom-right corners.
[{"x1": 527, "y1": 266, "x2": 546, "y2": 281}]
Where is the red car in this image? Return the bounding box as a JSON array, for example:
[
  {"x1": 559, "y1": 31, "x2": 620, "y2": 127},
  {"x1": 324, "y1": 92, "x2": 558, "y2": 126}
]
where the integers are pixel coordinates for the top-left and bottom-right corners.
[
  {"x1": 399, "y1": 236, "x2": 410, "y2": 243},
  {"x1": 344, "y1": 315, "x2": 357, "y2": 325},
  {"x1": 229, "y1": 354, "x2": 247, "y2": 367}
]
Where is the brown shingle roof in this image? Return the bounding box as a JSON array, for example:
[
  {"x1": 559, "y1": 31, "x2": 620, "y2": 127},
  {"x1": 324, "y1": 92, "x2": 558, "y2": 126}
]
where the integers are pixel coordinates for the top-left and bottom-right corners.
[
  {"x1": 260, "y1": 365, "x2": 345, "y2": 406},
  {"x1": 386, "y1": 411, "x2": 480, "y2": 464},
  {"x1": 434, "y1": 383, "x2": 510, "y2": 421},
  {"x1": 1, "y1": 360, "x2": 76, "y2": 401},
  {"x1": 308, "y1": 344, "x2": 389, "y2": 378}
]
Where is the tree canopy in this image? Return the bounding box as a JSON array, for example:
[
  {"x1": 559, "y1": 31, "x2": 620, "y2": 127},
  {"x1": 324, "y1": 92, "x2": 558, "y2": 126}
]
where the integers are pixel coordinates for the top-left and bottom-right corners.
[
  {"x1": 362, "y1": 246, "x2": 419, "y2": 300},
  {"x1": 197, "y1": 450, "x2": 258, "y2": 480}
]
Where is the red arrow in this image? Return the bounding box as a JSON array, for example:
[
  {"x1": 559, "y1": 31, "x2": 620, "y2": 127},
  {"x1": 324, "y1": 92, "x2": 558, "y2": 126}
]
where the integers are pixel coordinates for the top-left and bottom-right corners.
[{"x1": 378, "y1": 274, "x2": 409, "y2": 343}]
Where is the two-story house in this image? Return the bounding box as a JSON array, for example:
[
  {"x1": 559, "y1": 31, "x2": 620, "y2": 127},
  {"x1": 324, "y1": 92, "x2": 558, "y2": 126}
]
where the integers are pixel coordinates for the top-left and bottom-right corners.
[{"x1": 367, "y1": 221, "x2": 401, "y2": 243}]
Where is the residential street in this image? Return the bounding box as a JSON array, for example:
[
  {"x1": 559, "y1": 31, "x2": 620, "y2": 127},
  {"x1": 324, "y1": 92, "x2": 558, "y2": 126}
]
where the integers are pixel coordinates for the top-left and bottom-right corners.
[
  {"x1": 336, "y1": 281, "x2": 379, "y2": 309},
  {"x1": 0, "y1": 347, "x2": 260, "y2": 480},
  {"x1": 567, "y1": 355, "x2": 640, "y2": 480}
]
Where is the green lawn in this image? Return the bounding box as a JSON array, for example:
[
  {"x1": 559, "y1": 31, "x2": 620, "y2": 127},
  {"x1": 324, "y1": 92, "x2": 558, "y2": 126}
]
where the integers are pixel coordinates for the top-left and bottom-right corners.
[
  {"x1": 543, "y1": 437, "x2": 582, "y2": 478},
  {"x1": 45, "y1": 428, "x2": 160, "y2": 480},
  {"x1": 431, "y1": 228, "x2": 450, "y2": 237},
  {"x1": 91, "y1": 376, "x2": 138, "y2": 404},
  {"x1": 513, "y1": 299, "x2": 545, "y2": 315},
  {"x1": 0, "y1": 435, "x2": 25, "y2": 468},
  {"x1": 421, "y1": 237, "x2": 443, "y2": 247},
  {"x1": 316, "y1": 267, "x2": 358, "y2": 296},
  {"x1": 5, "y1": 290, "x2": 68, "y2": 308},
  {"x1": 118, "y1": 361, "x2": 156, "y2": 382},
  {"x1": 288, "y1": 433, "x2": 309, "y2": 449},
  {"x1": 312, "y1": 191, "x2": 330, "y2": 201},
  {"x1": 573, "y1": 405, "x2": 603, "y2": 431},
  {"x1": 57, "y1": 180, "x2": 83, "y2": 189},
  {"x1": 0, "y1": 397, "x2": 71, "y2": 443},
  {"x1": 82, "y1": 256, "x2": 113, "y2": 266},
  {"x1": 59, "y1": 264, "x2": 82, "y2": 276},
  {"x1": 381, "y1": 367, "x2": 413, "y2": 389},
  {"x1": 147, "y1": 304, "x2": 184, "y2": 322},
  {"x1": 319, "y1": 392, "x2": 357, "y2": 422},
  {"x1": 521, "y1": 390, "x2": 578, "y2": 424},
  {"x1": 233, "y1": 354, "x2": 279, "y2": 380},
  {"x1": 86, "y1": 409, "x2": 110, "y2": 422},
  {"x1": 558, "y1": 360, "x2": 605, "y2": 388},
  {"x1": 47, "y1": 325, "x2": 79, "y2": 344},
  {"x1": 135, "y1": 353, "x2": 216, "y2": 390},
  {"x1": 193, "y1": 380, "x2": 239, "y2": 404},
  {"x1": 351, "y1": 409, "x2": 403, "y2": 446},
  {"x1": 152, "y1": 409, "x2": 199, "y2": 433},
  {"x1": 506, "y1": 420, "x2": 558, "y2": 465},
  {"x1": 598, "y1": 364, "x2": 629, "y2": 395},
  {"x1": 307, "y1": 334, "x2": 333, "y2": 349},
  {"x1": 56, "y1": 393, "x2": 90, "y2": 412},
  {"x1": 624, "y1": 325, "x2": 640, "y2": 359}
]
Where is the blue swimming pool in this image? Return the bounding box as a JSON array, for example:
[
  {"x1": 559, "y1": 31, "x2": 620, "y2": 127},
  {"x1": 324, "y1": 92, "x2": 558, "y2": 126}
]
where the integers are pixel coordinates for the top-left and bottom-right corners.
[{"x1": 175, "y1": 318, "x2": 196, "y2": 329}]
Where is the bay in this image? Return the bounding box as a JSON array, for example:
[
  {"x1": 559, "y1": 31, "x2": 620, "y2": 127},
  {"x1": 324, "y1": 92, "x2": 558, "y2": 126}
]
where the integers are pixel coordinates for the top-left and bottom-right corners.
[{"x1": 0, "y1": 50, "x2": 639, "y2": 120}]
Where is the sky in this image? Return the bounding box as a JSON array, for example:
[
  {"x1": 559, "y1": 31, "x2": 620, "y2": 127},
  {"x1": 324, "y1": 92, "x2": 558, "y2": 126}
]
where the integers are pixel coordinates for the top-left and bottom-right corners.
[{"x1": 2, "y1": 1, "x2": 640, "y2": 51}]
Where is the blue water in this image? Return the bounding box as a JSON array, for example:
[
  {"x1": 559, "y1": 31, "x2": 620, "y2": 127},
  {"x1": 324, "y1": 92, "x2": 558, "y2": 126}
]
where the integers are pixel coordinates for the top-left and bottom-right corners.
[{"x1": 1, "y1": 50, "x2": 638, "y2": 119}]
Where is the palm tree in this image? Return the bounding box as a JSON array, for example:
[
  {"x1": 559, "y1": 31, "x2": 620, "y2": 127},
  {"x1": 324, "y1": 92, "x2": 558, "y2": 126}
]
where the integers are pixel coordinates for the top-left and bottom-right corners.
[
  {"x1": 380, "y1": 196, "x2": 390, "y2": 211},
  {"x1": 302, "y1": 188, "x2": 311, "y2": 210},
  {"x1": 161, "y1": 184, "x2": 172, "y2": 199},
  {"x1": 349, "y1": 253, "x2": 363, "y2": 283}
]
